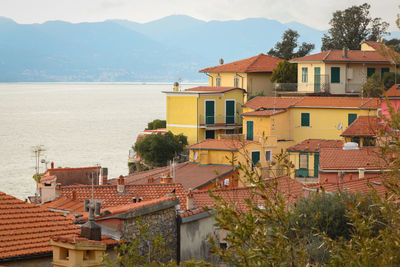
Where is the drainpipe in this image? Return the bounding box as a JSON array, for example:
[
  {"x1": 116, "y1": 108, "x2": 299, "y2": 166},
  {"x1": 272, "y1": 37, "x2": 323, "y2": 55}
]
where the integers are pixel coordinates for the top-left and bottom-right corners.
[{"x1": 205, "y1": 73, "x2": 214, "y2": 86}]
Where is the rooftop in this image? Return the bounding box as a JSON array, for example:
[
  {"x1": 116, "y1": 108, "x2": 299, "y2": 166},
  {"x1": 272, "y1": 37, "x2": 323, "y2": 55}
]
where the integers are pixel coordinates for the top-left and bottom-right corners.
[
  {"x1": 341, "y1": 116, "x2": 382, "y2": 137},
  {"x1": 384, "y1": 84, "x2": 400, "y2": 98},
  {"x1": 199, "y1": 53, "x2": 282, "y2": 73},
  {"x1": 241, "y1": 109, "x2": 287, "y2": 117},
  {"x1": 319, "y1": 147, "x2": 384, "y2": 170},
  {"x1": 243, "y1": 96, "x2": 302, "y2": 110},
  {"x1": 0, "y1": 191, "x2": 80, "y2": 261},
  {"x1": 184, "y1": 86, "x2": 245, "y2": 93},
  {"x1": 287, "y1": 139, "x2": 343, "y2": 152},
  {"x1": 292, "y1": 49, "x2": 393, "y2": 63}
]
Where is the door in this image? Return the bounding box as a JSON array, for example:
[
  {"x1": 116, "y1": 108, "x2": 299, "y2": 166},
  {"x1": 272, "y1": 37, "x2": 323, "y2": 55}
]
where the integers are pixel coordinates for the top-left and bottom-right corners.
[
  {"x1": 205, "y1": 100, "x2": 215, "y2": 125},
  {"x1": 226, "y1": 100, "x2": 235, "y2": 124},
  {"x1": 246, "y1": 121, "x2": 253, "y2": 141},
  {"x1": 314, "y1": 154, "x2": 319, "y2": 178},
  {"x1": 314, "y1": 67, "x2": 321, "y2": 92}
]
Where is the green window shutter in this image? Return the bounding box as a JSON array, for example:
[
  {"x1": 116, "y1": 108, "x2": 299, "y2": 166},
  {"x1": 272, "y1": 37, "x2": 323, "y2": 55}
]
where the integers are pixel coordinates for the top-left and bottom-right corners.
[
  {"x1": 205, "y1": 101, "x2": 215, "y2": 124},
  {"x1": 226, "y1": 100, "x2": 235, "y2": 124},
  {"x1": 313, "y1": 154, "x2": 319, "y2": 178},
  {"x1": 367, "y1": 68, "x2": 376, "y2": 78},
  {"x1": 302, "y1": 67, "x2": 308, "y2": 83},
  {"x1": 246, "y1": 121, "x2": 254, "y2": 141},
  {"x1": 348, "y1": 113, "x2": 357, "y2": 126},
  {"x1": 331, "y1": 67, "x2": 340, "y2": 83},
  {"x1": 205, "y1": 130, "x2": 215, "y2": 139},
  {"x1": 251, "y1": 151, "x2": 260, "y2": 169},
  {"x1": 381, "y1": 68, "x2": 390, "y2": 77},
  {"x1": 301, "y1": 113, "x2": 310, "y2": 127}
]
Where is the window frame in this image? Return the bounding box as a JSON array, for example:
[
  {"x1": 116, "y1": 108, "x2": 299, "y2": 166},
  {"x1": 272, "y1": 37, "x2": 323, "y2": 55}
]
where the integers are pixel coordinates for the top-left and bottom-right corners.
[
  {"x1": 301, "y1": 67, "x2": 308, "y2": 83},
  {"x1": 301, "y1": 113, "x2": 310, "y2": 127},
  {"x1": 265, "y1": 150, "x2": 272, "y2": 162},
  {"x1": 331, "y1": 67, "x2": 340, "y2": 83}
]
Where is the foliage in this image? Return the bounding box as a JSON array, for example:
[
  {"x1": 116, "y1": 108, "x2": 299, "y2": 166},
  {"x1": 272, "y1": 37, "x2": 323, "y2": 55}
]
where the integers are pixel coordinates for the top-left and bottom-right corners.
[
  {"x1": 268, "y1": 29, "x2": 315, "y2": 60},
  {"x1": 32, "y1": 173, "x2": 42, "y2": 184},
  {"x1": 383, "y1": 72, "x2": 399, "y2": 90},
  {"x1": 247, "y1": 91, "x2": 265, "y2": 101},
  {"x1": 361, "y1": 73, "x2": 384, "y2": 97},
  {"x1": 134, "y1": 131, "x2": 187, "y2": 166},
  {"x1": 128, "y1": 161, "x2": 152, "y2": 174},
  {"x1": 146, "y1": 119, "x2": 166, "y2": 130},
  {"x1": 384, "y1": 38, "x2": 400, "y2": 53},
  {"x1": 321, "y1": 3, "x2": 389, "y2": 51},
  {"x1": 270, "y1": 60, "x2": 297, "y2": 83}
]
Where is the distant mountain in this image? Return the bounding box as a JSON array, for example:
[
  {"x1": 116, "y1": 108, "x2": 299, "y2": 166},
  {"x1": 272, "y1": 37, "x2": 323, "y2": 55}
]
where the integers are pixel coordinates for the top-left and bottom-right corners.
[{"x1": 0, "y1": 15, "x2": 396, "y2": 82}]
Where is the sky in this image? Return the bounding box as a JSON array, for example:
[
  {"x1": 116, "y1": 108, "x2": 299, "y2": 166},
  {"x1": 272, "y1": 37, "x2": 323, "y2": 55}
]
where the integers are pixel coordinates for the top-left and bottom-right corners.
[{"x1": 0, "y1": 0, "x2": 399, "y2": 31}]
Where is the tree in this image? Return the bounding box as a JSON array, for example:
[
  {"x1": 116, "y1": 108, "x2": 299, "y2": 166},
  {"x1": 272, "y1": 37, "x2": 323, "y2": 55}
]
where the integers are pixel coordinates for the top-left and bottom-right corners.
[
  {"x1": 270, "y1": 60, "x2": 297, "y2": 83},
  {"x1": 268, "y1": 29, "x2": 315, "y2": 60},
  {"x1": 146, "y1": 119, "x2": 166, "y2": 130},
  {"x1": 361, "y1": 73, "x2": 384, "y2": 97},
  {"x1": 384, "y1": 38, "x2": 400, "y2": 53},
  {"x1": 321, "y1": 3, "x2": 389, "y2": 51},
  {"x1": 383, "y1": 72, "x2": 399, "y2": 90},
  {"x1": 134, "y1": 131, "x2": 187, "y2": 166}
]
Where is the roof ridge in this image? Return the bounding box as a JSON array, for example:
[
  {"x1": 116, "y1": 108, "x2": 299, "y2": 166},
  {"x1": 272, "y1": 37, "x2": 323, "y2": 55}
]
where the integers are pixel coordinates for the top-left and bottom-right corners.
[
  {"x1": 322, "y1": 50, "x2": 331, "y2": 61},
  {"x1": 244, "y1": 53, "x2": 263, "y2": 72}
]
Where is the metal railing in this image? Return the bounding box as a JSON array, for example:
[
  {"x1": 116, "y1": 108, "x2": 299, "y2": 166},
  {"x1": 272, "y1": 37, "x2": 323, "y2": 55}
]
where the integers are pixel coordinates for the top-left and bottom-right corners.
[
  {"x1": 199, "y1": 114, "x2": 242, "y2": 126},
  {"x1": 345, "y1": 83, "x2": 363, "y2": 93},
  {"x1": 274, "y1": 82, "x2": 330, "y2": 93}
]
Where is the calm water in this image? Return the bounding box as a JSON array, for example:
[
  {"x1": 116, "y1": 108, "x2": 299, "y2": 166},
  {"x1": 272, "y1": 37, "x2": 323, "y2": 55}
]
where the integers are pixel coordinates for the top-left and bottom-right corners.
[{"x1": 0, "y1": 82, "x2": 198, "y2": 200}]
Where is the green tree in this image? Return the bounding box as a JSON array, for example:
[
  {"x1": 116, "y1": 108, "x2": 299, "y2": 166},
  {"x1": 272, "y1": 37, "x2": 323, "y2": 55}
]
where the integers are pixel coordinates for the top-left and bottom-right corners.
[
  {"x1": 383, "y1": 72, "x2": 399, "y2": 90},
  {"x1": 134, "y1": 131, "x2": 187, "y2": 166},
  {"x1": 270, "y1": 60, "x2": 297, "y2": 83},
  {"x1": 268, "y1": 29, "x2": 315, "y2": 60},
  {"x1": 146, "y1": 119, "x2": 166, "y2": 130},
  {"x1": 384, "y1": 38, "x2": 400, "y2": 53},
  {"x1": 321, "y1": 3, "x2": 389, "y2": 51},
  {"x1": 361, "y1": 73, "x2": 384, "y2": 97}
]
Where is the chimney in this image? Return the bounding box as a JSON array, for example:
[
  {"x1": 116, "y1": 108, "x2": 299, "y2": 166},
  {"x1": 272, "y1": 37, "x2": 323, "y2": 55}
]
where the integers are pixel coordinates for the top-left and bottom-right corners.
[
  {"x1": 84, "y1": 199, "x2": 90, "y2": 212},
  {"x1": 55, "y1": 184, "x2": 61, "y2": 199},
  {"x1": 358, "y1": 168, "x2": 365, "y2": 179},
  {"x1": 72, "y1": 190, "x2": 77, "y2": 200},
  {"x1": 186, "y1": 190, "x2": 195, "y2": 210},
  {"x1": 219, "y1": 58, "x2": 224, "y2": 65},
  {"x1": 51, "y1": 162, "x2": 54, "y2": 169},
  {"x1": 101, "y1": 168, "x2": 108, "y2": 185},
  {"x1": 160, "y1": 172, "x2": 173, "y2": 184},
  {"x1": 379, "y1": 36, "x2": 383, "y2": 43},
  {"x1": 147, "y1": 177, "x2": 155, "y2": 183},
  {"x1": 80, "y1": 203, "x2": 101, "y2": 241},
  {"x1": 117, "y1": 175, "x2": 125, "y2": 193},
  {"x1": 95, "y1": 202, "x2": 101, "y2": 215},
  {"x1": 342, "y1": 47, "x2": 347, "y2": 58},
  {"x1": 173, "y1": 81, "x2": 179, "y2": 92}
]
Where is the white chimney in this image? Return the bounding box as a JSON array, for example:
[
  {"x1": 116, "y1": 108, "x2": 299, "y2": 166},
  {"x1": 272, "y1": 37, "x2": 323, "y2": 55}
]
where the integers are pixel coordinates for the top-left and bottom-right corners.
[
  {"x1": 358, "y1": 168, "x2": 365, "y2": 179},
  {"x1": 117, "y1": 175, "x2": 125, "y2": 193},
  {"x1": 186, "y1": 190, "x2": 195, "y2": 210}
]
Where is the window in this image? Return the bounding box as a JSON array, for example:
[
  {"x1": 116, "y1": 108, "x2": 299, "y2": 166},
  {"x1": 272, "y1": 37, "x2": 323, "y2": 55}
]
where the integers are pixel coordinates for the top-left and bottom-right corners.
[
  {"x1": 216, "y1": 77, "x2": 221, "y2": 87},
  {"x1": 381, "y1": 68, "x2": 390, "y2": 77},
  {"x1": 234, "y1": 77, "x2": 239, "y2": 87},
  {"x1": 205, "y1": 130, "x2": 215, "y2": 139},
  {"x1": 225, "y1": 129, "x2": 235, "y2": 134},
  {"x1": 367, "y1": 68, "x2": 376, "y2": 78},
  {"x1": 351, "y1": 136, "x2": 360, "y2": 145},
  {"x1": 246, "y1": 121, "x2": 254, "y2": 141},
  {"x1": 301, "y1": 67, "x2": 308, "y2": 82},
  {"x1": 265, "y1": 150, "x2": 272, "y2": 162},
  {"x1": 299, "y1": 153, "x2": 308, "y2": 169},
  {"x1": 251, "y1": 151, "x2": 260, "y2": 170},
  {"x1": 301, "y1": 113, "x2": 310, "y2": 127},
  {"x1": 331, "y1": 67, "x2": 340, "y2": 83},
  {"x1": 348, "y1": 113, "x2": 357, "y2": 126},
  {"x1": 363, "y1": 137, "x2": 376, "y2": 146}
]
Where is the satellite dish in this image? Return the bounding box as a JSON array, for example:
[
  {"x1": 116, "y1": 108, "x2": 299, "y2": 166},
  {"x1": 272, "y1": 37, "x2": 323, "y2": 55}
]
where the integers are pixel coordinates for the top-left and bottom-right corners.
[
  {"x1": 194, "y1": 152, "x2": 198, "y2": 161},
  {"x1": 337, "y1": 122, "x2": 343, "y2": 130}
]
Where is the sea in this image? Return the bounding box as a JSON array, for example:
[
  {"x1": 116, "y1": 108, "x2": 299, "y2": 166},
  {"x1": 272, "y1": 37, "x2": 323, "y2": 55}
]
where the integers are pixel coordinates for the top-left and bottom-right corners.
[{"x1": 0, "y1": 82, "x2": 201, "y2": 200}]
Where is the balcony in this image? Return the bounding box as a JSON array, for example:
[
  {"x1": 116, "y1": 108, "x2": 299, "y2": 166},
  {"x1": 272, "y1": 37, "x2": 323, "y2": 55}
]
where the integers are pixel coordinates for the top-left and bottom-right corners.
[
  {"x1": 199, "y1": 114, "x2": 242, "y2": 129},
  {"x1": 345, "y1": 83, "x2": 362, "y2": 94},
  {"x1": 274, "y1": 82, "x2": 330, "y2": 94}
]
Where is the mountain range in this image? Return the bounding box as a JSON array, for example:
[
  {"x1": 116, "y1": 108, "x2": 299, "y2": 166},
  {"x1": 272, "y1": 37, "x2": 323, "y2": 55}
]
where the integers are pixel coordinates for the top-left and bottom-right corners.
[{"x1": 0, "y1": 15, "x2": 398, "y2": 82}]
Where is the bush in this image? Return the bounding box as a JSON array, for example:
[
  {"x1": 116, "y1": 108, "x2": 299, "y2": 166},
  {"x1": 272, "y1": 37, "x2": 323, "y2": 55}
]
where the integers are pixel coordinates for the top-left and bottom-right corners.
[{"x1": 146, "y1": 119, "x2": 166, "y2": 130}]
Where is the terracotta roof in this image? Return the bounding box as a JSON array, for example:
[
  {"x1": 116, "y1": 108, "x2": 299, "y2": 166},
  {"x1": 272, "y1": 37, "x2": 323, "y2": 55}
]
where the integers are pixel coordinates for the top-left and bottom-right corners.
[
  {"x1": 188, "y1": 176, "x2": 304, "y2": 213},
  {"x1": 119, "y1": 162, "x2": 235, "y2": 190},
  {"x1": 41, "y1": 195, "x2": 85, "y2": 213},
  {"x1": 292, "y1": 50, "x2": 393, "y2": 63},
  {"x1": 293, "y1": 97, "x2": 380, "y2": 109},
  {"x1": 319, "y1": 147, "x2": 384, "y2": 170},
  {"x1": 59, "y1": 183, "x2": 187, "y2": 210},
  {"x1": 384, "y1": 84, "x2": 400, "y2": 97},
  {"x1": 187, "y1": 139, "x2": 254, "y2": 151},
  {"x1": 243, "y1": 97, "x2": 303, "y2": 110},
  {"x1": 51, "y1": 235, "x2": 118, "y2": 246},
  {"x1": 40, "y1": 175, "x2": 56, "y2": 183},
  {"x1": 341, "y1": 116, "x2": 381, "y2": 137},
  {"x1": 184, "y1": 86, "x2": 245, "y2": 93},
  {"x1": 0, "y1": 191, "x2": 80, "y2": 260},
  {"x1": 287, "y1": 139, "x2": 343, "y2": 152},
  {"x1": 305, "y1": 176, "x2": 387, "y2": 196},
  {"x1": 199, "y1": 53, "x2": 282, "y2": 73},
  {"x1": 241, "y1": 109, "x2": 287, "y2": 117}
]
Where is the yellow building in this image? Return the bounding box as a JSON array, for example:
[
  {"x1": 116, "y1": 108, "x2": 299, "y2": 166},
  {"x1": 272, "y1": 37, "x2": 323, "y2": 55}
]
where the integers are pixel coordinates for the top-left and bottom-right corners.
[
  {"x1": 199, "y1": 53, "x2": 282, "y2": 97},
  {"x1": 288, "y1": 41, "x2": 398, "y2": 95},
  {"x1": 241, "y1": 96, "x2": 380, "y2": 162},
  {"x1": 164, "y1": 86, "x2": 245, "y2": 145}
]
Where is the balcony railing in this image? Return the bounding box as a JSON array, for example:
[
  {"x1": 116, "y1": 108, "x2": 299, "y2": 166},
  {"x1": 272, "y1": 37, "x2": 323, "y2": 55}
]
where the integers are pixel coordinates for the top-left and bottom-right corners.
[
  {"x1": 274, "y1": 82, "x2": 330, "y2": 93},
  {"x1": 199, "y1": 114, "x2": 242, "y2": 127},
  {"x1": 345, "y1": 83, "x2": 363, "y2": 94}
]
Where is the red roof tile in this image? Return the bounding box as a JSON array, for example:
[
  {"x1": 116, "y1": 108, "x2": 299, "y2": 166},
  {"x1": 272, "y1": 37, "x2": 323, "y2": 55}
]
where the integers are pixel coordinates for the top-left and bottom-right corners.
[
  {"x1": 184, "y1": 86, "x2": 245, "y2": 93},
  {"x1": 199, "y1": 53, "x2": 282, "y2": 73},
  {"x1": 384, "y1": 84, "x2": 400, "y2": 97},
  {"x1": 187, "y1": 139, "x2": 254, "y2": 151},
  {"x1": 241, "y1": 109, "x2": 287, "y2": 117},
  {"x1": 51, "y1": 235, "x2": 118, "y2": 246},
  {"x1": 119, "y1": 162, "x2": 235, "y2": 190},
  {"x1": 243, "y1": 97, "x2": 303, "y2": 110},
  {"x1": 341, "y1": 116, "x2": 381, "y2": 137},
  {"x1": 292, "y1": 50, "x2": 393, "y2": 63},
  {"x1": 287, "y1": 139, "x2": 343, "y2": 152},
  {"x1": 0, "y1": 191, "x2": 80, "y2": 260},
  {"x1": 294, "y1": 97, "x2": 380, "y2": 109},
  {"x1": 319, "y1": 147, "x2": 384, "y2": 170}
]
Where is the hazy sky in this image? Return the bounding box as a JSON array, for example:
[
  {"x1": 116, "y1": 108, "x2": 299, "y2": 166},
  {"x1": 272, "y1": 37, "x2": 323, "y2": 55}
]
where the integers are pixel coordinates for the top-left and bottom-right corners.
[{"x1": 1, "y1": 0, "x2": 399, "y2": 31}]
